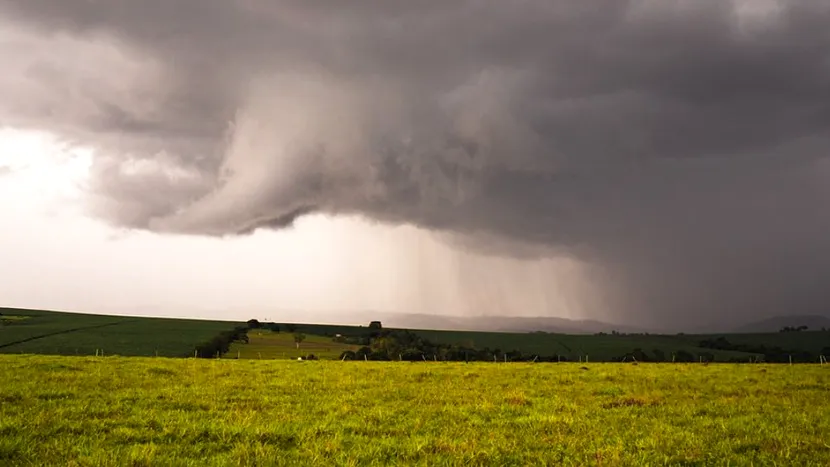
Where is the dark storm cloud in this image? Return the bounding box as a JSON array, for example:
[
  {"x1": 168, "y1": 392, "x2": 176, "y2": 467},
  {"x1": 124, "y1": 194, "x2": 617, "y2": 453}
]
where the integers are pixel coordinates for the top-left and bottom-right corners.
[{"x1": 1, "y1": 0, "x2": 830, "y2": 328}]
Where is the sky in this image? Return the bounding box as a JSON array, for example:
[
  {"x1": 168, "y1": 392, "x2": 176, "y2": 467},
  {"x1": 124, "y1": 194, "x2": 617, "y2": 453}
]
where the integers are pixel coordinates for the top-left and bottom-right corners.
[
  {"x1": 0, "y1": 129, "x2": 595, "y2": 323},
  {"x1": 1, "y1": 0, "x2": 829, "y2": 330}
]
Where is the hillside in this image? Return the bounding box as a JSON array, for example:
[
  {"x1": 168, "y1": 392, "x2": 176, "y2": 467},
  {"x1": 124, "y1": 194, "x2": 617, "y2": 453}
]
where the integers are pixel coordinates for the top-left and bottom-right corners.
[
  {"x1": 284, "y1": 322, "x2": 830, "y2": 363},
  {"x1": 3, "y1": 307, "x2": 829, "y2": 362},
  {"x1": 0, "y1": 308, "x2": 240, "y2": 357},
  {"x1": 733, "y1": 314, "x2": 830, "y2": 333}
]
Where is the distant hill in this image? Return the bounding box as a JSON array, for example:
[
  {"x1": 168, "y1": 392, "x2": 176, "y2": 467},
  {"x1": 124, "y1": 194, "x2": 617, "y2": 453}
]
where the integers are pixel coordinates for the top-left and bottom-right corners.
[
  {"x1": 326, "y1": 311, "x2": 650, "y2": 335},
  {"x1": 733, "y1": 314, "x2": 830, "y2": 333},
  {"x1": 4, "y1": 306, "x2": 829, "y2": 362}
]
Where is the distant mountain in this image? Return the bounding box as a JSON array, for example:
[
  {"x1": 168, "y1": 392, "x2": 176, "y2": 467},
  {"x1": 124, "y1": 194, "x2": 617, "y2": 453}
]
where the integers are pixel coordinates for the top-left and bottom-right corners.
[
  {"x1": 732, "y1": 314, "x2": 830, "y2": 333},
  {"x1": 317, "y1": 311, "x2": 650, "y2": 335}
]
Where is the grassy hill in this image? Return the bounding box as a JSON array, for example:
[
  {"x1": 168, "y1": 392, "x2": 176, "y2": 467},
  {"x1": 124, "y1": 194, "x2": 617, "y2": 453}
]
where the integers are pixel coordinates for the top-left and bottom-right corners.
[
  {"x1": 0, "y1": 308, "x2": 240, "y2": 357},
  {"x1": 3, "y1": 308, "x2": 829, "y2": 362}
]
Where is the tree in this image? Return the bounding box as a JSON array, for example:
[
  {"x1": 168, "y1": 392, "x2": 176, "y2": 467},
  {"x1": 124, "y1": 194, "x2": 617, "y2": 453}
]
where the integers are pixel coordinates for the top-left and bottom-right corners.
[
  {"x1": 293, "y1": 333, "x2": 306, "y2": 349},
  {"x1": 675, "y1": 350, "x2": 695, "y2": 362},
  {"x1": 652, "y1": 349, "x2": 666, "y2": 362},
  {"x1": 631, "y1": 348, "x2": 650, "y2": 362},
  {"x1": 368, "y1": 321, "x2": 383, "y2": 339},
  {"x1": 247, "y1": 319, "x2": 261, "y2": 329},
  {"x1": 195, "y1": 326, "x2": 248, "y2": 358}
]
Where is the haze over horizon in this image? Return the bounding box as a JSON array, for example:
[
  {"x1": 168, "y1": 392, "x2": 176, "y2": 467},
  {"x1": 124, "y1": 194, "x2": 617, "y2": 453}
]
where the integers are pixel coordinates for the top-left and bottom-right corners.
[{"x1": 2, "y1": 0, "x2": 830, "y2": 330}]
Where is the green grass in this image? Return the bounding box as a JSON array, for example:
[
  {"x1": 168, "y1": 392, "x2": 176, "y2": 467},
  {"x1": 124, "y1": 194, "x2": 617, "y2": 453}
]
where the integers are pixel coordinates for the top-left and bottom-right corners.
[
  {"x1": 0, "y1": 314, "x2": 30, "y2": 324},
  {"x1": 227, "y1": 330, "x2": 358, "y2": 360},
  {"x1": 2, "y1": 355, "x2": 829, "y2": 466},
  {"x1": 0, "y1": 308, "x2": 241, "y2": 357}
]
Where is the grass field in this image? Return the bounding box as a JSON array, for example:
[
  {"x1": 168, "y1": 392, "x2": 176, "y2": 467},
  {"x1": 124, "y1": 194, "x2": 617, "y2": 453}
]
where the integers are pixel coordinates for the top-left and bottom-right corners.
[
  {"x1": 1, "y1": 355, "x2": 829, "y2": 466},
  {"x1": 0, "y1": 308, "x2": 241, "y2": 357},
  {"x1": 227, "y1": 330, "x2": 358, "y2": 360}
]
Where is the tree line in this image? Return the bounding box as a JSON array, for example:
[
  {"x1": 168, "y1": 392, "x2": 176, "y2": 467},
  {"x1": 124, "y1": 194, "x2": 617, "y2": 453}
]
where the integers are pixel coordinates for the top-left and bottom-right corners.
[
  {"x1": 199, "y1": 319, "x2": 829, "y2": 363},
  {"x1": 697, "y1": 336, "x2": 830, "y2": 363},
  {"x1": 193, "y1": 326, "x2": 249, "y2": 358}
]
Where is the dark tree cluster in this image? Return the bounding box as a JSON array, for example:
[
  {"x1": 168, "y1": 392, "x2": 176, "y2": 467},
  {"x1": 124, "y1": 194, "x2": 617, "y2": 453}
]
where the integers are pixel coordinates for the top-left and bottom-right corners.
[
  {"x1": 194, "y1": 326, "x2": 248, "y2": 358},
  {"x1": 698, "y1": 337, "x2": 825, "y2": 363},
  {"x1": 337, "y1": 329, "x2": 551, "y2": 362},
  {"x1": 610, "y1": 348, "x2": 702, "y2": 363}
]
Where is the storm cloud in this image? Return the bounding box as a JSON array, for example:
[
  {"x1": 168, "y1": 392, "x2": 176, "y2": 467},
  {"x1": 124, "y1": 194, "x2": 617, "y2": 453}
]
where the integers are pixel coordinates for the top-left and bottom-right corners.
[{"x1": 1, "y1": 0, "x2": 830, "y2": 328}]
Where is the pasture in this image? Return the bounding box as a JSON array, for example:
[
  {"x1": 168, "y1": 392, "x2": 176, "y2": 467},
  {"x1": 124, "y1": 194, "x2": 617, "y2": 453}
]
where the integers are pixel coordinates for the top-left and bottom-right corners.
[
  {"x1": 227, "y1": 330, "x2": 358, "y2": 360},
  {"x1": 1, "y1": 355, "x2": 829, "y2": 466}
]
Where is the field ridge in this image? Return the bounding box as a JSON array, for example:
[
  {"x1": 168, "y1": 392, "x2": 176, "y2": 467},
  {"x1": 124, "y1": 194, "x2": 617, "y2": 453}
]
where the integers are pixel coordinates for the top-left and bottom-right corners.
[{"x1": 0, "y1": 319, "x2": 130, "y2": 349}]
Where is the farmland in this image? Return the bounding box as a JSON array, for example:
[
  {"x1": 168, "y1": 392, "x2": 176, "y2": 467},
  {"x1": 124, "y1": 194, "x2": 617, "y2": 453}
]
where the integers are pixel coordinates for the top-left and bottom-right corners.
[
  {"x1": 0, "y1": 308, "x2": 241, "y2": 357},
  {"x1": 3, "y1": 308, "x2": 829, "y2": 363},
  {"x1": 411, "y1": 328, "x2": 758, "y2": 362},
  {"x1": 285, "y1": 323, "x2": 830, "y2": 363},
  {"x1": 2, "y1": 355, "x2": 829, "y2": 466}
]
